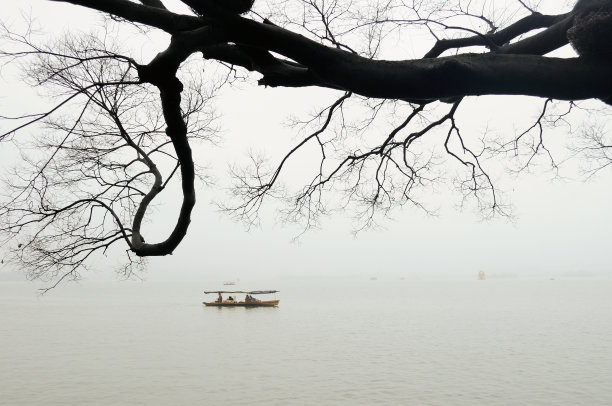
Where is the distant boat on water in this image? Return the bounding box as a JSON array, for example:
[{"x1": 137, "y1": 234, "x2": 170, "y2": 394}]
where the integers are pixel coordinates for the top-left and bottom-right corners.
[
  {"x1": 203, "y1": 290, "x2": 279, "y2": 307},
  {"x1": 223, "y1": 281, "x2": 236, "y2": 286},
  {"x1": 478, "y1": 270, "x2": 486, "y2": 280}
]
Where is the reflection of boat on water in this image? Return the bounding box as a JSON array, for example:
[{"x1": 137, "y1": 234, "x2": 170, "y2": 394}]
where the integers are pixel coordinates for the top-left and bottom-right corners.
[
  {"x1": 203, "y1": 290, "x2": 279, "y2": 307},
  {"x1": 478, "y1": 270, "x2": 486, "y2": 280}
]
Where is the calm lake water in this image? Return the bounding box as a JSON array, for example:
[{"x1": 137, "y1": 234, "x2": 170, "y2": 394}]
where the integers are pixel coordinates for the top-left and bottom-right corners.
[{"x1": 1, "y1": 278, "x2": 611, "y2": 405}]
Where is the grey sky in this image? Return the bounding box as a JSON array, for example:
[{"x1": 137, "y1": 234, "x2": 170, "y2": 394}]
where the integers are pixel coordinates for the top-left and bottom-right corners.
[{"x1": 1, "y1": 0, "x2": 610, "y2": 282}]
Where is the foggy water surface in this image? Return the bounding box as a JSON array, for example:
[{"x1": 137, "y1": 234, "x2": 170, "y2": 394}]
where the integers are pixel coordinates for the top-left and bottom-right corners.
[{"x1": 1, "y1": 279, "x2": 611, "y2": 405}]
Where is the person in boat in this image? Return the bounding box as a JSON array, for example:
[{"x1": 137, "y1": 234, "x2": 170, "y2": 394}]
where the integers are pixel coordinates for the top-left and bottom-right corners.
[
  {"x1": 228, "y1": 296, "x2": 234, "y2": 302},
  {"x1": 217, "y1": 292, "x2": 222, "y2": 303}
]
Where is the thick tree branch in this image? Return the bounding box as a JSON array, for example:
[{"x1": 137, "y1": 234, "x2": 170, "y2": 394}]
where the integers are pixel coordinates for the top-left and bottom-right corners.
[
  {"x1": 217, "y1": 17, "x2": 612, "y2": 102},
  {"x1": 424, "y1": 12, "x2": 569, "y2": 58},
  {"x1": 201, "y1": 44, "x2": 337, "y2": 89},
  {"x1": 48, "y1": 0, "x2": 202, "y2": 33},
  {"x1": 128, "y1": 41, "x2": 200, "y2": 256},
  {"x1": 139, "y1": 0, "x2": 167, "y2": 10},
  {"x1": 45, "y1": 1, "x2": 612, "y2": 102},
  {"x1": 498, "y1": 13, "x2": 575, "y2": 55}
]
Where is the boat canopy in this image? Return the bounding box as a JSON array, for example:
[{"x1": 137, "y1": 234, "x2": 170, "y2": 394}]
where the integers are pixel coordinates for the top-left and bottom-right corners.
[{"x1": 203, "y1": 290, "x2": 279, "y2": 295}]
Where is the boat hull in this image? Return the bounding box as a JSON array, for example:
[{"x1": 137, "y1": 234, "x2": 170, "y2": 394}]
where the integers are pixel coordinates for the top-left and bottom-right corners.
[{"x1": 203, "y1": 300, "x2": 279, "y2": 307}]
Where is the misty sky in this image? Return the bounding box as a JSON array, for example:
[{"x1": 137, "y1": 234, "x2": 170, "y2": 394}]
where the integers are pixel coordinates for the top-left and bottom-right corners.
[{"x1": 1, "y1": 0, "x2": 610, "y2": 282}]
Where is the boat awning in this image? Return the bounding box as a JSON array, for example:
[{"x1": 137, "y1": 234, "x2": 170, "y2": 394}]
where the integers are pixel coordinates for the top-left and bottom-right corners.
[{"x1": 203, "y1": 290, "x2": 279, "y2": 295}]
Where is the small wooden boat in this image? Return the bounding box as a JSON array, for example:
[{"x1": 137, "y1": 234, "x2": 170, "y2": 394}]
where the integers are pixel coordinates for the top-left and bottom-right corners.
[{"x1": 203, "y1": 290, "x2": 279, "y2": 307}]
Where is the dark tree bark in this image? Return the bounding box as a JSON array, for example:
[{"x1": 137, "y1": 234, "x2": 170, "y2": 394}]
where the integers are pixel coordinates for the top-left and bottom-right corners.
[{"x1": 49, "y1": 0, "x2": 612, "y2": 102}]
